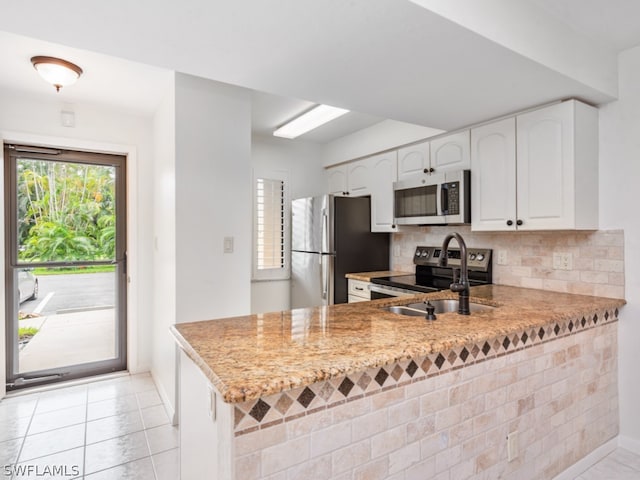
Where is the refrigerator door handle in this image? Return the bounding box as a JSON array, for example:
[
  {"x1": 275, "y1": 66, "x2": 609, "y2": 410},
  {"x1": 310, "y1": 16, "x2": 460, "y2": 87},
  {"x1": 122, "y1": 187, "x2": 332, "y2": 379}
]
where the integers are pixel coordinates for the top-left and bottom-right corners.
[
  {"x1": 321, "y1": 255, "x2": 328, "y2": 301},
  {"x1": 321, "y1": 208, "x2": 328, "y2": 253},
  {"x1": 321, "y1": 255, "x2": 333, "y2": 304}
]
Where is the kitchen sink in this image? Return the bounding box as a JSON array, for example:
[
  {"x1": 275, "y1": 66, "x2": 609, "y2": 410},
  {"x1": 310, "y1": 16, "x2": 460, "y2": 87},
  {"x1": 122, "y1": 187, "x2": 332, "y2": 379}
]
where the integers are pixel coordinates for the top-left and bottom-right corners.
[{"x1": 382, "y1": 299, "x2": 495, "y2": 317}]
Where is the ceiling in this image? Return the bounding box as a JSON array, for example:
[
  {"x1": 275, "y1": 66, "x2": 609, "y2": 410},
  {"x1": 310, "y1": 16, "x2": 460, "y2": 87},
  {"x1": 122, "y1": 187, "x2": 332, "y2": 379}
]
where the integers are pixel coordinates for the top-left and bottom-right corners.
[{"x1": 0, "y1": 1, "x2": 639, "y2": 144}]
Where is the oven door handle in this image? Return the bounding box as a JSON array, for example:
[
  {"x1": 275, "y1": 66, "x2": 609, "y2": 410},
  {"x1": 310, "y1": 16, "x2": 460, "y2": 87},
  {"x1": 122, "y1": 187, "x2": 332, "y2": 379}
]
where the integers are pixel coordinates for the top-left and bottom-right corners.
[{"x1": 369, "y1": 284, "x2": 416, "y2": 297}]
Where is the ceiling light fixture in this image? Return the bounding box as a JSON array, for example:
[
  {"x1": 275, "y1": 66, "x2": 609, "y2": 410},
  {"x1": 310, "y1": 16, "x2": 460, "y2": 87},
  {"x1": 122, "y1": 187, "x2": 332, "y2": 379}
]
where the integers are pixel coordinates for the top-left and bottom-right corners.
[
  {"x1": 31, "y1": 56, "x2": 83, "y2": 92},
  {"x1": 273, "y1": 104, "x2": 350, "y2": 139}
]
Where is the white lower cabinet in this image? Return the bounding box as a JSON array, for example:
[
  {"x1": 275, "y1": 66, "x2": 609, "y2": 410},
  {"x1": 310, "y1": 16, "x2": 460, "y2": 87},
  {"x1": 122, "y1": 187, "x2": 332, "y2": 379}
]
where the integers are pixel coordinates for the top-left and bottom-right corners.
[
  {"x1": 471, "y1": 100, "x2": 598, "y2": 231},
  {"x1": 348, "y1": 279, "x2": 371, "y2": 303}
]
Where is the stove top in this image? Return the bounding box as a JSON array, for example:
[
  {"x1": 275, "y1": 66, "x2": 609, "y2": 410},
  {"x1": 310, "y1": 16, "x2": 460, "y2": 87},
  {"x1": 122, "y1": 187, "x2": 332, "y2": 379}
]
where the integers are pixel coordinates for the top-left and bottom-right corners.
[{"x1": 371, "y1": 245, "x2": 493, "y2": 293}]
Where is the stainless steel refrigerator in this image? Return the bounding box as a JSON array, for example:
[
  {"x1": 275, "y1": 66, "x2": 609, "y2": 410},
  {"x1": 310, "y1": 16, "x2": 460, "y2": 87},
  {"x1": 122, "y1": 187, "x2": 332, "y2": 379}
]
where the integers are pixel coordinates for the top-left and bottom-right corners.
[{"x1": 291, "y1": 195, "x2": 390, "y2": 308}]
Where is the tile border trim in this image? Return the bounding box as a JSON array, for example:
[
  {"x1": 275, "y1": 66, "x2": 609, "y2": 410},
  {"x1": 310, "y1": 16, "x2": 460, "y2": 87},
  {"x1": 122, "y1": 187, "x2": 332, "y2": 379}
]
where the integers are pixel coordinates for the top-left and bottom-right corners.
[{"x1": 233, "y1": 308, "x2": 618, "y2": 436}]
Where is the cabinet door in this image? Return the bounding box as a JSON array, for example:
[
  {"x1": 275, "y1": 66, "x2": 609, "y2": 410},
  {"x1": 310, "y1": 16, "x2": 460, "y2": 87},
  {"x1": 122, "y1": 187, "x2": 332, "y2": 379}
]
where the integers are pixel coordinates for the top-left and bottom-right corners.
[
  {"x1": 516, "y1": 102, "x2": 574, "y2": 230},
  {"x1": 369, "y1": 151, "x2": 398, "y2": 232},
  {"x1": 347, "y1": 160, "x2": 370, "y2": 196},
  {"x1": 430, "y1": 130, "x2": 470, "y2": 172},
  {"x1": 327, "y1": 165, "x2": 348, "y2": 196},
  {"x1": 397, "y1": 141, "x2": 429, "y2": 181},
  {"x1": 471, "y1": 118, "x2": 517, "y2": 231}
]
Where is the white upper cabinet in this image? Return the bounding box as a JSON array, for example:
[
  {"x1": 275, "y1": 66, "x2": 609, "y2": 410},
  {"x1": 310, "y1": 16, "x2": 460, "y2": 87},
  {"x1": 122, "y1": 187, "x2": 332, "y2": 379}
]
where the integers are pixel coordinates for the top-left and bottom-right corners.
[
  {"x1": 471, "y1": 100, "x2": 598, "y2": 231},
  {"x1": 327, "y1": 159, "x2": 371, "y2": 197},
  {"x1": 471, "y1": 117, "x2": 517, "y2": 231},
  {"x1": 397, "y1": 141, "x2": 429, "y2": 181},
  {"x1": 327, "y1": 166, "x2": 348, "y2": 196},
  {"x1": 347, "y1": 160, "x2": 370, "y2": 196},
  {"x1": 517, "y1": 100, "x2": 598, "y2": 230},
  {"x1": 430, "y1": 130, "x2": 471, "y2": 171},
  {"x1": 368, "y1": 151, "x2": 398, "y2": 232},
  {"x1": 397, "y1": 131, "x2": 470, "y2": 182}
]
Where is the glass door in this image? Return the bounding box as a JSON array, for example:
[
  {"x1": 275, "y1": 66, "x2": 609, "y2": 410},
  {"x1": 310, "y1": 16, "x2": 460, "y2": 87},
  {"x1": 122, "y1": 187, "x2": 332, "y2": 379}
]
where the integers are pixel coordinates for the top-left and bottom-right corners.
[{"x1": 4, "y1": 144, "x2": 127, "y2": 390}]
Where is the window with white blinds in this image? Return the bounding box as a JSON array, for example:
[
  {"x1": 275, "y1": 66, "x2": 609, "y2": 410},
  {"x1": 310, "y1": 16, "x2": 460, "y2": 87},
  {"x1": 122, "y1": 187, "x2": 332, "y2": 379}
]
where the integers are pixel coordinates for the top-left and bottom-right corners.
[{"x1": 253, "y1": 170, "x2": 290, "y2": 280}]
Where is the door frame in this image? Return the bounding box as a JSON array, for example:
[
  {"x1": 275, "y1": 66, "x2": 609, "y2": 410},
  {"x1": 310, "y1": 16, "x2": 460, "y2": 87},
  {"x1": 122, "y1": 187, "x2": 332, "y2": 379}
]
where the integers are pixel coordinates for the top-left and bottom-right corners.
[{"x1": 0, "y1": 131, "x2": 140, "y2": 398}]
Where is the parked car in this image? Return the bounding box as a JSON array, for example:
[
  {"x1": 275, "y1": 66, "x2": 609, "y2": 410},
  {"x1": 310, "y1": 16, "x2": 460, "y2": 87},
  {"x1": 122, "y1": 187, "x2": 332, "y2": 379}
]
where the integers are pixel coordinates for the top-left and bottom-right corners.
[{"x1": 18, "y1": 269, "x2": 38, "y2": 303}]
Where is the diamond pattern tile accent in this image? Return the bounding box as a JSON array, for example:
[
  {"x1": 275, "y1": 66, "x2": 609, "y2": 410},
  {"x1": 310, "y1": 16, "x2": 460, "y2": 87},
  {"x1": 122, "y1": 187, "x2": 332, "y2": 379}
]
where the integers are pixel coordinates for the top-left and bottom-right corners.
[
  {"x1": 581, "y1": 317, "x2": 587, "y2": 328},
  {"x1": 234, "y1": 407, "x2": 246, "y2": 428},
  {"x1": 482, "y1": 342, "x2": 491, "y2": 356},
  {"x1": 435, "y1": 353, "x2": 446, "y2": 370},
  {"x1": 605, "y1": 311, "x2": 610, "y2": 320},
  {"x1": 593, "y1": 314, "x2": 599, "y2": 324},
  {"x1": 406, "y1": 360, "x2": 419, "y2": 377},
  {"x1": 391, "y1": 364, "x2": 404, "y2": 381},
  {"x1": 318, "y1": 382, "x2": 334, "y2": 401},
  {"x1": 568, "y1": 321, "x2": 574, "y2": 332},
  {"x1": 297, "y1": 387, "x2": 316, "y2": 408},
  {"x1": 249, "y1": 399, "x2": 271, "y2": 422},
  {"x1": 338, "y1": 378, "x2": 355, "y2": 397},
  {"x1": 274, "y1": 394, "x2": 294, "y2": 414},
  {"x1": 554, "y1": 324, "x2": 560, "y2": 336},
  {"x1": 357, "y1": 372, "x2": 372, "y2": 391},
  {"x1": 421, "y1": 357, "x2": 433, "y2": 374},
  {"x1": 502, "y1": 337, "x2": 511, "y2": 350},
  {"x1": 470, "y1": 344, "x2": 480, "y2": 358},
  {"x1": 374, "y1": 368, "x2": 389, "y2": 386},
  {"x1": 521, "y1": 332, "x2": 529, "y2": 344},
  {"x1": 615, "y1": 308, "x2": 619, "y2": 317},
  {"x1": 447, "y1": 351, "x2": 457, "y2": 366},
  {"x1": 512, "y1": 335, "x2": 519, "y2": 347},
  {"x1": 460, "y1": 347, "x2": 469, "y2": 363},
  {"x1": 538, "y1": 328, "x2": 545, "y2": 340}
]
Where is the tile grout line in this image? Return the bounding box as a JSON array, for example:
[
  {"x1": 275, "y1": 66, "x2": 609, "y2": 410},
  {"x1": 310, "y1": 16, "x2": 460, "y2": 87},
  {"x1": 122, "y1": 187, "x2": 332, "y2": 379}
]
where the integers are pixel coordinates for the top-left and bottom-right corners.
[
  {"x1": 11, "y1": 392, "x2": 40, "y2": 480},
  {"x1": 138, "y1": 389, "x2": 160, "y2": 480}
]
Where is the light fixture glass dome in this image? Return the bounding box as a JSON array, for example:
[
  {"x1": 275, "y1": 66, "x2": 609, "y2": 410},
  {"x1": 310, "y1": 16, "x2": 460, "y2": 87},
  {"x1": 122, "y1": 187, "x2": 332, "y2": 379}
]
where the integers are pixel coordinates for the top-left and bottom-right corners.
[{"x1": 31, "y1": 56, "x2": 83, "y2": 92}]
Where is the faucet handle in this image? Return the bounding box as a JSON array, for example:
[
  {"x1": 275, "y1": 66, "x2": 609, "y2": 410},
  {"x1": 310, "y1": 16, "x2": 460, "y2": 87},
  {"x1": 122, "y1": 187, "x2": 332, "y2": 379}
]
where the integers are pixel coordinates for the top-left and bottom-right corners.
[{"x1": 451, "y1": 268, "x2": 459, "y2": 283}]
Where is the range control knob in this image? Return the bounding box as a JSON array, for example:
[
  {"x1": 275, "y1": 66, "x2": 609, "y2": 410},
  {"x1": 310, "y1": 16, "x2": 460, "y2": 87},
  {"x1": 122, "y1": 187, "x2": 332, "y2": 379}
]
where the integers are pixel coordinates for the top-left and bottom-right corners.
[
  {"x1": 415, "y1": 250, "x2": 421, "y2": 257},
  {"x1": 421, "y1": 250, "x2": 428, "y2": 257},
  {"x1": 469, "y1": 253, "x2": 477, "y2": 261},
  {"x1": 476, "y1": 253, "x2": 485, "y2": 261}
]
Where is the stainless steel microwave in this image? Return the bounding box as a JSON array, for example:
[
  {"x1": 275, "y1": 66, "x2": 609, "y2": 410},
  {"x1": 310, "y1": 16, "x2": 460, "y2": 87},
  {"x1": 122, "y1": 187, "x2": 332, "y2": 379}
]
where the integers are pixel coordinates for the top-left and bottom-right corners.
[{"x1": 393, "y1": 169, "x2": 470, "y2": 225}]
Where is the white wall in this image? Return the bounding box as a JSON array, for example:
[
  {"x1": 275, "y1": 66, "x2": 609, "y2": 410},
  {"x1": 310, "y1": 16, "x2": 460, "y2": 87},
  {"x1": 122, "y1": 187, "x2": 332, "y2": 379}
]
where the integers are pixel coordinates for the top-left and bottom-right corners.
[
  {"x1": 151, "y1": 77, "x2": 177, "y2": 416},
  {"x1": 250, "y1": 135, "x2": 326, "y2": 313},
  {"x1": 0, "y1": 89, "x2": 157, "y2": 398},
  {"x1": 598, "y1": 45, "x2": 640, "y2": 451},
  {"x1": 174, "y1": 74, "x2": 252, "y2": 323},
  {"x1": 321, "y1": 119, "x2": 443, "y2": 167}
]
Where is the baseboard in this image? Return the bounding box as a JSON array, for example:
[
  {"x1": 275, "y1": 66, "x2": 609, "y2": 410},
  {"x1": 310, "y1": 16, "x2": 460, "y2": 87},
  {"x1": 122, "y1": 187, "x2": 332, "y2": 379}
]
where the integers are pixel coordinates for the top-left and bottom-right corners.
[
  {"x1": 553, "y1": 437, "x2": 618, "y2": 480},
  {"x1": 151, "y1": 368, "x2": 176, "y2": 425},
  {"x1": 618, "y1": 435, "x2": 640, "y2": 456}
]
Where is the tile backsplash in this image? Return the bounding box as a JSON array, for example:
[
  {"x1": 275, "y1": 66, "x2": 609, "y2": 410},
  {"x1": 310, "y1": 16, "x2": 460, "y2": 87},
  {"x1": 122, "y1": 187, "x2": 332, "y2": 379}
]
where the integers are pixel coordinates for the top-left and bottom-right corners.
[{"x1": 391, "y1": 226, "x2": 625, "y2": 299}]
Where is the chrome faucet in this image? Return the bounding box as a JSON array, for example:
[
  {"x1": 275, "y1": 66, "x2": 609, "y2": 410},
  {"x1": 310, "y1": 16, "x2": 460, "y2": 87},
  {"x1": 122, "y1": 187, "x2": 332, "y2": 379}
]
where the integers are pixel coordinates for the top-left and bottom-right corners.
[{"x1": 439, "y1": 232, "x2": 470, "y2": 315}]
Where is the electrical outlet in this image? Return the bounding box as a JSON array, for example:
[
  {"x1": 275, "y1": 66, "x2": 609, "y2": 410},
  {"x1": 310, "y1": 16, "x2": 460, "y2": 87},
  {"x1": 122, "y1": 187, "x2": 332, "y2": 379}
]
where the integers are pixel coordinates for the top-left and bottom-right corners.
[
  {"x1": 553, "y1": 252, "x2": 573, "y2": 270},
  {"x1": 497, "y1": 251, "x2": 508, "y2": 265},
  {"x1": 223, "y1": 236, "x2": 234, "y2": 254},
  {"x1": 507, "y1": 431, "x2": 519, "y2": 461}
]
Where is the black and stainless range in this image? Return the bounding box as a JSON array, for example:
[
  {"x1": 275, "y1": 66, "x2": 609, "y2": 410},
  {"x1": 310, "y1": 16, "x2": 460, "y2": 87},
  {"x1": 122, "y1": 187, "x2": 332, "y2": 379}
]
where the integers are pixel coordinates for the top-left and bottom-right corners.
[{"x1": 369, "y1": 246, "x2": 493, "y2": 299}]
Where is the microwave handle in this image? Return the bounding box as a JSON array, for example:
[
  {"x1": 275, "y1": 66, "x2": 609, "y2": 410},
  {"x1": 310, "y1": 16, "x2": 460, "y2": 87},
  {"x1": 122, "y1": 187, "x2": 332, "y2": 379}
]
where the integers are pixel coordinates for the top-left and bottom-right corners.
[{"x1": 440, "y1": 183, "x2": 449, "y2": 215}]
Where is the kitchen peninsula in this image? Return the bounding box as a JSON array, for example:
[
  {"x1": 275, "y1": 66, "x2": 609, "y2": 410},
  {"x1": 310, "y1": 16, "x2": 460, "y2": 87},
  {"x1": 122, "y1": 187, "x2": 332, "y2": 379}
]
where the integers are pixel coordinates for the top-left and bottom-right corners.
[{"x1": 171, "y1": 285, "x2": 624, "y2": 479}]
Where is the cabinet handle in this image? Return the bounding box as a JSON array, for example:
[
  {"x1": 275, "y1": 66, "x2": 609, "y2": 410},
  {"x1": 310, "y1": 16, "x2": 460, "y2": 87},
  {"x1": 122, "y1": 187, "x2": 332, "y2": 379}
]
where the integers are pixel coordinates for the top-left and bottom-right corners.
[
  {"x1": 423, "y1": 168, "x2": 429, "y2": 174},
  {"x1": 506, "y1": 220, "x2": 513, "y2": 226},
  {"x1": 355, "y1": 287, "x2": 364, "y2": 291},
  {"x1": 391, "y1": 224, "x2": 396, "y2": 229},
  {"x1": 429, "y1": 167, "x2": 435, "y2": 173},
  {"x1": 516, "y1": 219, "x2": 523, "y2": 226}
]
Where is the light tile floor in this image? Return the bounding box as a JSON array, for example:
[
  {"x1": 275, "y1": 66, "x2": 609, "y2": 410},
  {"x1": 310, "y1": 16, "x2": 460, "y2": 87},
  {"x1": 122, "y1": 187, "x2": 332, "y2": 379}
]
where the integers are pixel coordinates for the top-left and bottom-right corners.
[
  {"x1": 1, "y1": 373, "x2": 639, "y2": 480},
  {"x1": 0, "y1": 373, "x2": 179, "y2": 479},
  {"x1": 575, "y1": 447, "x2": 640, "y2": 479}
]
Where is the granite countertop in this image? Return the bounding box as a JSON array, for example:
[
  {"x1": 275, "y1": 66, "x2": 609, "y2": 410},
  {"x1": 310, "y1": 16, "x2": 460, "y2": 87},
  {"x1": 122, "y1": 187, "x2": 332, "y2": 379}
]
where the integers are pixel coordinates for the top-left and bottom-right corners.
[
  {"x1": 171, "y1": 285, "x2": 625, "y2": 404},
  {"x1": 345, "y1": 271, "x2": 412, "y2": 281}
]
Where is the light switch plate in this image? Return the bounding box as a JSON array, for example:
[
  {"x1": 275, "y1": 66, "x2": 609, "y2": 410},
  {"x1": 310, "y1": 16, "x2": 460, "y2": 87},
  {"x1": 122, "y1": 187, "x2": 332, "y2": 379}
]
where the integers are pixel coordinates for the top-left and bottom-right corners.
[{"x1": 223, "y1": 236, "x2": 234, "y2": 254}]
